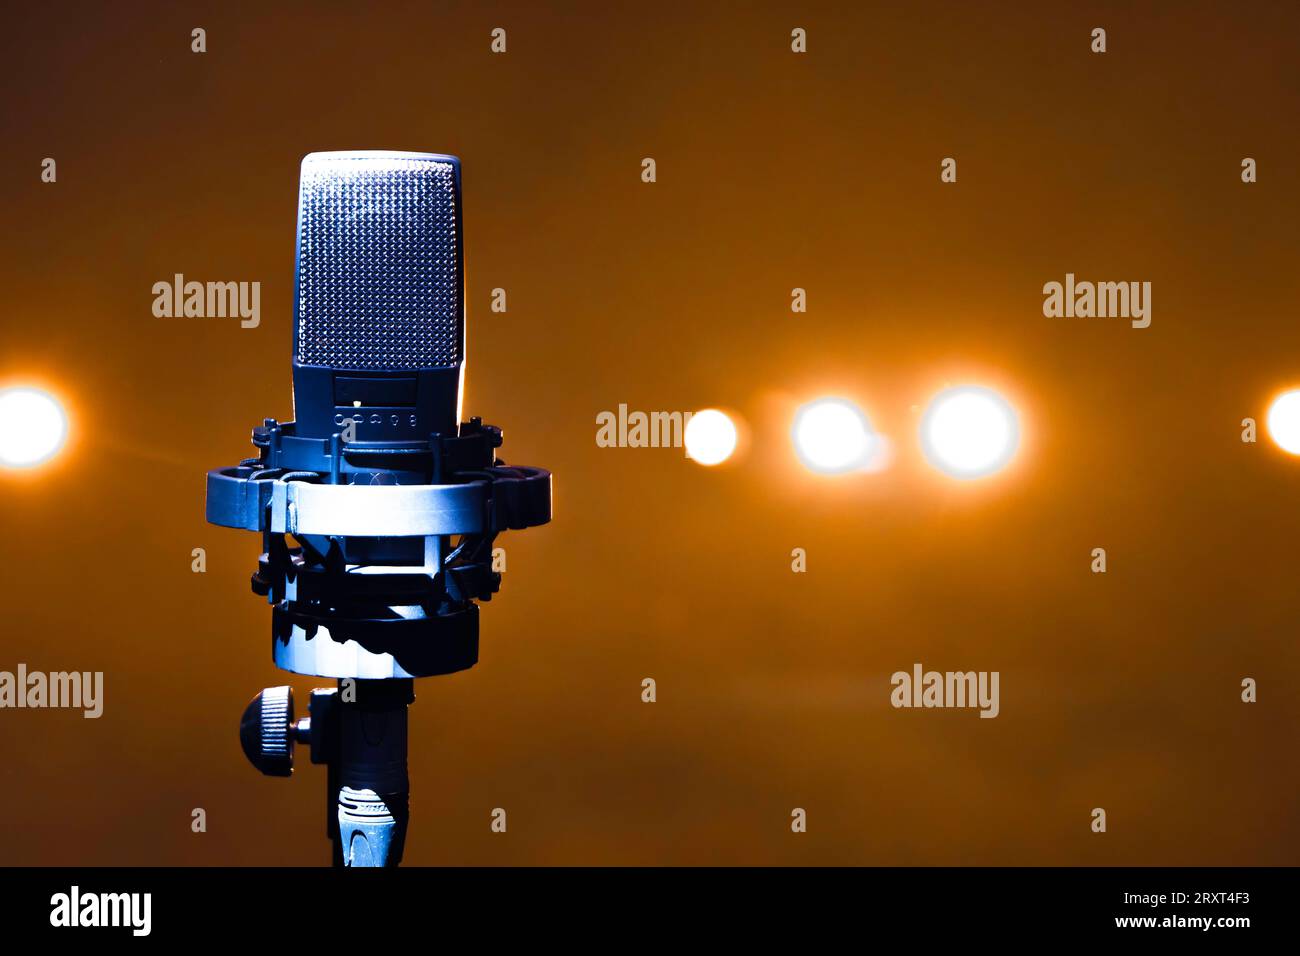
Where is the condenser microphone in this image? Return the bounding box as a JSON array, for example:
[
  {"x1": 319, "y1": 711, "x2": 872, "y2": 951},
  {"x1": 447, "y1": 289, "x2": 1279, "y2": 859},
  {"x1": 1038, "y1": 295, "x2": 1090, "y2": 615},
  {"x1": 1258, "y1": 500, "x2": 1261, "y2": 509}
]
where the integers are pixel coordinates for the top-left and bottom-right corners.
[
  {"x1": 207, "y1": 150, "x2": 551, "y2": 867},
  {"x1": 291, "y1": 151, "x2": 465, "y2": 444}
]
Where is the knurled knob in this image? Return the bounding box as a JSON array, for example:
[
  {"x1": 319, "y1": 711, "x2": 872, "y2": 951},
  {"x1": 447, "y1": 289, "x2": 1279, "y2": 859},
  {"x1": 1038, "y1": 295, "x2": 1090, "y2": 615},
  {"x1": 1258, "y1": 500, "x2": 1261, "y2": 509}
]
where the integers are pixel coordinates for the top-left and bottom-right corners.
[{"x1": 239, "y1": 685, "x2": 295, "y2": 777}]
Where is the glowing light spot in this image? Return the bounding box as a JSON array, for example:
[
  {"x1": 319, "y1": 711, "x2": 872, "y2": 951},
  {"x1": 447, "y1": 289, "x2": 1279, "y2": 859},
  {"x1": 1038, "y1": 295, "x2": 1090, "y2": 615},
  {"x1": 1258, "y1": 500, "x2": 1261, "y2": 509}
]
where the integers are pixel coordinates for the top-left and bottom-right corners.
[
  {"x1": 792, "y1": 398, "x2": 876, "y2": 474},
  {"x1": 1267, "y1": 390, "x2": 1300, "y2": 455},
  {"x1": 0, "y1": 387, "x2": 68, "y2": 468},
  {"x1": 685, "y1": 408, "x2": 738, "y2": 466},
  {"x1": 921, "y1": 385, "x2": 1018, "y2": 479}
]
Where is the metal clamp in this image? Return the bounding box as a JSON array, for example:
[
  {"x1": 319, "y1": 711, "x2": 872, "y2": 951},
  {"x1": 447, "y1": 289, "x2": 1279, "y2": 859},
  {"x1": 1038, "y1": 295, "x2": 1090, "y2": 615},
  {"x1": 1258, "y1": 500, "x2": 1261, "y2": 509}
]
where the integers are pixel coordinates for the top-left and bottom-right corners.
[{"x1": 206, "y1": 466, "x2": 551, "y2": 538}]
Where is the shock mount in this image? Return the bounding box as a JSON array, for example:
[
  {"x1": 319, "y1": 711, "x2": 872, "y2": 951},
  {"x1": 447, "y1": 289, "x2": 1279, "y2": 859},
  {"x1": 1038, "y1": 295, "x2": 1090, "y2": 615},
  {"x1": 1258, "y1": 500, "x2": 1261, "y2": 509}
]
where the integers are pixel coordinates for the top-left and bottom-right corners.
[{"x1": 208, "y1": 415, "x2": 551, "y2": 865}]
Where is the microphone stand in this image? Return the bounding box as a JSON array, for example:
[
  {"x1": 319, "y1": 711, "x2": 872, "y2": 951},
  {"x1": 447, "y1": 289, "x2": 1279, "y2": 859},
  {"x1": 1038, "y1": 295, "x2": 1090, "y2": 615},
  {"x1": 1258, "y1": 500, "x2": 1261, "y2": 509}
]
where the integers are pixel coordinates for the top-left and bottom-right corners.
[
  {"x1": 217, "y1": 418, "x2": 550, "y2": 866},
  {"x1": 324, "y1": 679, "x2": 412, "y2": 867}
]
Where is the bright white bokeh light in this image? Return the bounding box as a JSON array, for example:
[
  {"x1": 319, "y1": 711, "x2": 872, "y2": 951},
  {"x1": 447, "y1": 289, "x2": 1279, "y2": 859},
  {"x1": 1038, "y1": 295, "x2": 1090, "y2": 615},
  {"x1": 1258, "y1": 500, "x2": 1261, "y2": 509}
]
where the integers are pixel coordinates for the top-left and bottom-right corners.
[
  {"x1": 792, "y1": 398, "x2": 876, "y2": 474},
  {"x1": 1267, "y1": 390, "x2": 1300, "y2": 455},
  {"x1": 0, "y1": 387, "x2": 68, "y2": 468},
  {"x1": 684, "y1": 408, "x2": 738, "y2": 466},
  {"x1": 921, "y1": 385, "x2": 1018, "y2": 479}
]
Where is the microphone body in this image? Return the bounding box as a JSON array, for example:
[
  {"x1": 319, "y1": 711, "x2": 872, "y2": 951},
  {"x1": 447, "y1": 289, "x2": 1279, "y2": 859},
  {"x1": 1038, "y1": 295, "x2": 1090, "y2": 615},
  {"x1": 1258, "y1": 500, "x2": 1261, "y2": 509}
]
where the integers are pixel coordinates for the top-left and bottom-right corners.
[{"x1": 291, "y1": 151, "x2": 465, "y2": 446}]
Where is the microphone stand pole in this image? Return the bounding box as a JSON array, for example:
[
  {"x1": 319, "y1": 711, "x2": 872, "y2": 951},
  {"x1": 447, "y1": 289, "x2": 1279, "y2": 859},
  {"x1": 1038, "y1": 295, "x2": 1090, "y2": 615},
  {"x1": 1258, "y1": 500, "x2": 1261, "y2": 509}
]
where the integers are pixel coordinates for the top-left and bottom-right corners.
[{"x1": 327, "y1": 679, "x2": 412, "y2": 867}]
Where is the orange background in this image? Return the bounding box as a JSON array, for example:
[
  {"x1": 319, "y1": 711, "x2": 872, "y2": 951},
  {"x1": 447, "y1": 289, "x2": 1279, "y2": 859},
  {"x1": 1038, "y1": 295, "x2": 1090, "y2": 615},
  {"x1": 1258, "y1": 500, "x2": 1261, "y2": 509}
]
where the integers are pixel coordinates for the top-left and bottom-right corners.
[{"x1": 1, "y1": 1, "x2": 1297, "y2": 864}]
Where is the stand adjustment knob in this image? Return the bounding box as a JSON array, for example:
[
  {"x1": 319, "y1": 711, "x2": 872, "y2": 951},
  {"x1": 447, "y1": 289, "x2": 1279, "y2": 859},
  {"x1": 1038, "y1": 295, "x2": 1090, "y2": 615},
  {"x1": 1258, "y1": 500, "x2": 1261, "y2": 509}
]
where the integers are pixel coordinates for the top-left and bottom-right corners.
[{"x1": 239, "y1": 686, "x2": 296, "y2": 777}]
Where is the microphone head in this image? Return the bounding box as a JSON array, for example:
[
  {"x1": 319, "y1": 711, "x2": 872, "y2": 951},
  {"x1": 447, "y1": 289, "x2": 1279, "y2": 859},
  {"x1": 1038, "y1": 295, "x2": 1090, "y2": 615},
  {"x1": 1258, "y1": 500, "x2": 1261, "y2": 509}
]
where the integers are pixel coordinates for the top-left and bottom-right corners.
[{"x1": 291, "y1": 151, "x2": 465, "y2": 443}]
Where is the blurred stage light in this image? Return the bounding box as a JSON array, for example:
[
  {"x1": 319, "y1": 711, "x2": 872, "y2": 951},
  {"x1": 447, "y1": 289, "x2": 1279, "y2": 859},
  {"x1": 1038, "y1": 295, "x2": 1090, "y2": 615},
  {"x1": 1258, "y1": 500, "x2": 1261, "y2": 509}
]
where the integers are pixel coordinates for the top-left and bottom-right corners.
[
  {"x1": 792, "y1": 398, "x2": 876, "y2": 474},
  {"x1": 921, "y1": 385, "x2": 1018, "y2": 478},
  {"x1": 1266, "y1": 390, "x2": 1300, "y2": 454},
  {"x1": 685, "y1": 408, "x2": 738, "y2": 465},
  {"x1": 0, "y1": 387, "x2": 68, "y2": 468}
]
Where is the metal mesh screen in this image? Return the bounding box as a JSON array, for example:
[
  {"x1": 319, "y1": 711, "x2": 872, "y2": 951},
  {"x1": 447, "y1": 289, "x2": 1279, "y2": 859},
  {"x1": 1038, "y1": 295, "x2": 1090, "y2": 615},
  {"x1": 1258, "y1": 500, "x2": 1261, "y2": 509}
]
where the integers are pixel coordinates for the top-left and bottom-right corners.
[{"x1": 295, "y1": 153, "x2": 461, "y2": 370}]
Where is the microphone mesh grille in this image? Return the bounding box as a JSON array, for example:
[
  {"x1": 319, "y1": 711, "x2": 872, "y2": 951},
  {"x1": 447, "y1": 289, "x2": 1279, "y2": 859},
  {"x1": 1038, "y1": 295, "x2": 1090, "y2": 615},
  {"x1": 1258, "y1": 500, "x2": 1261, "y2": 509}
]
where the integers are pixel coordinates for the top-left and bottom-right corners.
[{"x1": 295, "y1": 154, "x2": 461, "y2": 370}]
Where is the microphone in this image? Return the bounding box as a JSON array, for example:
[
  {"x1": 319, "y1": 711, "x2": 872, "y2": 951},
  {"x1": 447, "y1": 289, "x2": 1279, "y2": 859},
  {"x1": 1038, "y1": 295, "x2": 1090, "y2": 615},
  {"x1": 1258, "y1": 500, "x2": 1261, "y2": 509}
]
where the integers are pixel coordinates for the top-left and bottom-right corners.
[
  {"x1": 206, "y1": 150, "x2": 551, "y2": 866},
  {"x1": 291, "y1": 151, "x2": 464, "y2": 444}
]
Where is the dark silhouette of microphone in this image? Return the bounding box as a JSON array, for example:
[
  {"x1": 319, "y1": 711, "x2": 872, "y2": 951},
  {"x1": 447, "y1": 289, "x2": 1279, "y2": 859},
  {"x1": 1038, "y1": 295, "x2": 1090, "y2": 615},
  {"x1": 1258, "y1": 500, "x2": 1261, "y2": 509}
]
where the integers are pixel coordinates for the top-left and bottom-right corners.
[{"x1": 208, "y1": 151, "x2": 551, "y2": 866}]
